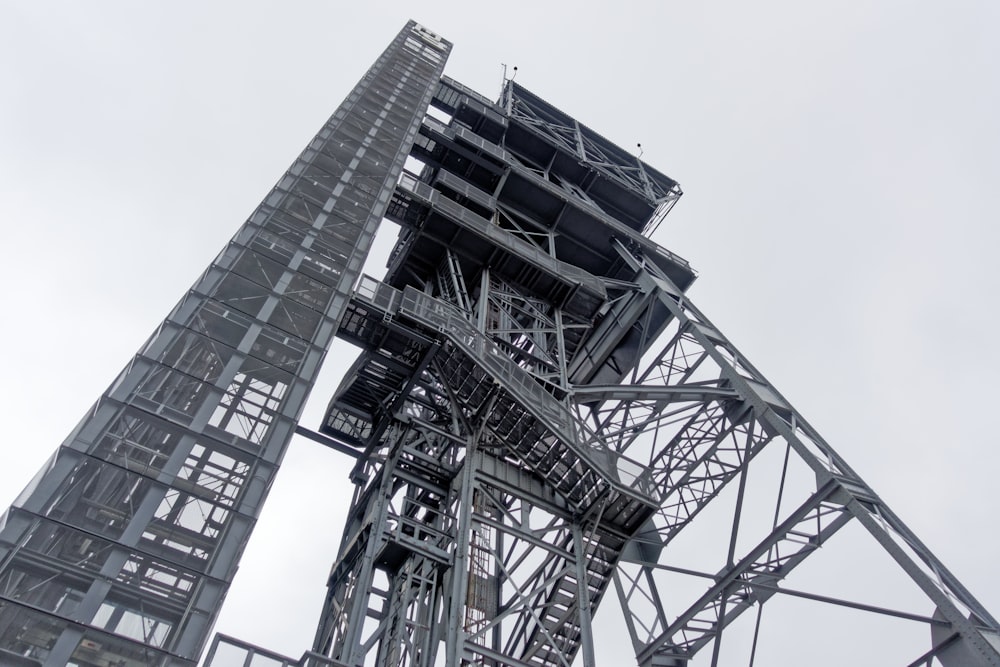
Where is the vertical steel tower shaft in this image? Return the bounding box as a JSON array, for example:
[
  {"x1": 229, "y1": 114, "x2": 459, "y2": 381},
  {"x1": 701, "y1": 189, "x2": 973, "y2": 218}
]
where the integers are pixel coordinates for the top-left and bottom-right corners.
[
  {"x1": 0, "y1": 21, "x2": 450, "y2": 667},
  {"x1": 2, "y1": 20, "x2": 998, "y2": 667}
]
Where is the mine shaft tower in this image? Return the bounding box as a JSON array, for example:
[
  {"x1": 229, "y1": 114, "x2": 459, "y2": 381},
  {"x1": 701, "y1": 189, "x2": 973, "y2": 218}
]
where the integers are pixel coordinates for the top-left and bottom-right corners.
[{"x1": 1, "y1": 21, "x2": 998, "y2": 667}]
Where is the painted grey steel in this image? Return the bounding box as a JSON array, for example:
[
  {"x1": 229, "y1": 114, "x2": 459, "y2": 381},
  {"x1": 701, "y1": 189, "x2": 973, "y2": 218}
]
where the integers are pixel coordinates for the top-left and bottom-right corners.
[
  {"x1": 0, "y1": 21, "x2": 450, "y2": 667},
  {"x1": 303, "y1": 64, "x2": 1000, "y2": 667},
  {"x1": 2, "y1": 18, "x2": 997, "y2": 667},
  {"x1": 202, "y1": 633, "x2": 344, "y2": 667}
]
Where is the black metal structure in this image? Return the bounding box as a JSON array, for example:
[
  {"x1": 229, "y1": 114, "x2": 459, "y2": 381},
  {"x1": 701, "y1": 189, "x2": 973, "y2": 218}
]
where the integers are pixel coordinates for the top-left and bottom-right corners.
[{"x1": 2, "y1": 20, "x2": 998, "y2": 667}]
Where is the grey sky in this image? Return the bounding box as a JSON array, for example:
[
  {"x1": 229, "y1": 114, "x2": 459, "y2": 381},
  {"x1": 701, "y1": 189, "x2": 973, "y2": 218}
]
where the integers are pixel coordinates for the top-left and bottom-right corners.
[{"x1": 1, "y1": 2, "x2": 998, "y2": 664}]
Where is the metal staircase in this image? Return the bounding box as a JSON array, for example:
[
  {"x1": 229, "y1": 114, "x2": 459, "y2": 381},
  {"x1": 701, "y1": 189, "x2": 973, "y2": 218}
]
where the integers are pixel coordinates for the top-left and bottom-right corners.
[
  {"x1": 521, "y1": 527, "x2": 627, "y2": 666},
  {"x1": 340, "y1": 278, "x2": 660, "y2": 530}
]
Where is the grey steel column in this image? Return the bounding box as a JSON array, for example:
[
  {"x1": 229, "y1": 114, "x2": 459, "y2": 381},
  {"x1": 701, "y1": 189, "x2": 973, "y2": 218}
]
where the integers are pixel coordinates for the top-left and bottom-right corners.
[{"x1": 0, "y1": 21, "x2": 449, "y2": 667}]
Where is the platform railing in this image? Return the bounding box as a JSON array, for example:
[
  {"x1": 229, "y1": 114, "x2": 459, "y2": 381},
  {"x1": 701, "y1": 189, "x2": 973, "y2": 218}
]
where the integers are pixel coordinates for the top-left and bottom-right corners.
[
  {"x1": 352, "y1": 276, "x2": 659, "y2": 506},
  {"x1": 203, "y1": 633, "x2": 344, "y2": 667}
]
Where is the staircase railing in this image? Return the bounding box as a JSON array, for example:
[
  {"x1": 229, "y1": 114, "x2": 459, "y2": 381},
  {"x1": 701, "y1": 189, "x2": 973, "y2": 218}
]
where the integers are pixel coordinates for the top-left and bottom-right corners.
[{"x1": 352, "y1": 276, "x2": 659, "y2": 508}]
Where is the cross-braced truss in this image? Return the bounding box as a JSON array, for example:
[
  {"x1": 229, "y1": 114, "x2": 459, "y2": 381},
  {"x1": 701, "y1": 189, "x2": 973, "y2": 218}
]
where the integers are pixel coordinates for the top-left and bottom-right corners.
[
  {"x1": 310, "y1": 242, "x2": 1000, "y2": 666},
  {"x1": 592, "y1": 245, "x2": 1000, "y2": 666},
  {"x1": 189, "y1": 28, "x2": 1000, "y2": 667}
]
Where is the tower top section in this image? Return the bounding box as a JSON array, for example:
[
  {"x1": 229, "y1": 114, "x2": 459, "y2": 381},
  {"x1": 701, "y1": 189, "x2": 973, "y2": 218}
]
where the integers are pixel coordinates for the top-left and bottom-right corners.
[{"x1": 500, "y1": 80, "x2": 682, "y2": 234}]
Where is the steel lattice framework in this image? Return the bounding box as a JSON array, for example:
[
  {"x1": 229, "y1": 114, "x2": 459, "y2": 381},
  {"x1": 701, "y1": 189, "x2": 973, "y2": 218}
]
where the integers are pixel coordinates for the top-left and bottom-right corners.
[{"x1": 2, "y1": 20, "x2": 998, "y2": 667}]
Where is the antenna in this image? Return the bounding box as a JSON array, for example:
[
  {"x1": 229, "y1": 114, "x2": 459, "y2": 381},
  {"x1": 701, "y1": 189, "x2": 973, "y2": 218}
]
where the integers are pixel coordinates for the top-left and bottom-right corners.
[
  {"x1": 501, "y1": 64, "x2": 518, "y2": 99},
  {"x1": 637, "y1": 142, "x2": 644, "y2": 158}
]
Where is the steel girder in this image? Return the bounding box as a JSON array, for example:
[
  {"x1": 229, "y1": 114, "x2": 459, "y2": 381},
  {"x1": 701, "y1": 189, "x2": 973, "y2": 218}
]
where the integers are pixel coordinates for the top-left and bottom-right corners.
[
  {"x1": 311, "y1": 51, "x2": 1000, "y2": 665},
  {"x1": 316, "y1": 236, "x2": 999, "y2": 665},
  {"x1": 311, "y1": 268, "x2": 659, "y2": 667},
  {"x1": 595, "y1": 244, "x2": 1000, "y2": 666},
  {"x1": 10, "y1": 19, "x2": 993, "y2": 667}
]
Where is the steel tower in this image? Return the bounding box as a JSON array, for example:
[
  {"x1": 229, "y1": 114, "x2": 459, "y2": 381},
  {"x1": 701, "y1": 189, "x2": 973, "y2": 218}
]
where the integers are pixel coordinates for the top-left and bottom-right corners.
[{"x1": 2, "y1": 20, "x2": 998, "y2": 667}]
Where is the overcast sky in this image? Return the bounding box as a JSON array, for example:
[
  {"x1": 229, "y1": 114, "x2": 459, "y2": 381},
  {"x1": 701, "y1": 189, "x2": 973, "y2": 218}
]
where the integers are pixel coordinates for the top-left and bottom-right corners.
[{"x1": 1, "y1": 2, "x2": 998, "y2": 665}]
